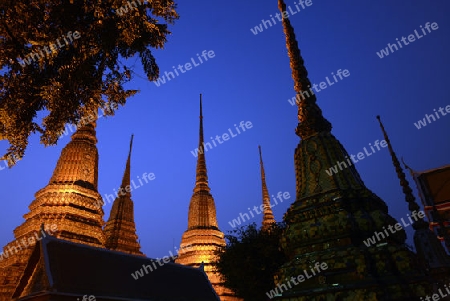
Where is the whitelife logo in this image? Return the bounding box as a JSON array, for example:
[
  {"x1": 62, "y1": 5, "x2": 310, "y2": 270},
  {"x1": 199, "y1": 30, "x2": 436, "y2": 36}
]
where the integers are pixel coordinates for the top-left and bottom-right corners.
[
  {"x1": 190, "y1": 121, "x2": 253, "y2": 157},
  {"x1": 130, "y1": 244, "x2": 193, "y2": 280},
  {"x1": 266, "y1": 262, "x2": 328, "y2": 299},
  {"x1": 420, "y1": 282, "x2": 450, "y2": 301},
  {"x1": 115, "y1": 0, "x2": 147, "y2": 16},
  {"x1": 228, "y1": 191, "x2": 291, "y2": 228},
  {"x1": 376, "y1": 22, "x2": 439, "y2": 59},
  {"x1": 362, "y1": 210, "x2": 425, "y2": 247},
  {"x1": 0, "y1": 225, "x2": 58, "y2": 261},
  {"x1": 250, "y1": 0, "x2": 313, "y2": 35},
  {"x1": 97, "y1": 172, "x2": 156, "y2": 208},
  {"x1": 59, "y1": 102, "x2": 119, "y2": 139},
  {"x1": 413, "y1": 104, "x2": 450, "y2": 130},
  {"x1": 325, "y1": 139, "x2": 387, "y2": 176},
  {"x1": 153, "y1": 50, "x2": 216, "y2": 87},
  {"x1": 287, "y1": 69, "x2": 350, "y2": 106},
  {"x1": 17, "y1": 31, "x2": 81, "y2": 67},
  {"x1": 77, "y1": 296, "x2": 96, "y2": 301}
]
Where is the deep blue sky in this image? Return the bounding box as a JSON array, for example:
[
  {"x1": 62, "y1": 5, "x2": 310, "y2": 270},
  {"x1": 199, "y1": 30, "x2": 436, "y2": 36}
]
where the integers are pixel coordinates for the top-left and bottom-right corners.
[{"x1": 1, "y1": 0, "x2": 450, "y2": 258}]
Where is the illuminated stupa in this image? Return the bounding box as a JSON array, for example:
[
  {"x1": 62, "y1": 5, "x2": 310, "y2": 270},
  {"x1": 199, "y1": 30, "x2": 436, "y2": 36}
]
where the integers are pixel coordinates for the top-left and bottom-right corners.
[
  {"x1": 0, "y1": 122, "x2": 105, "y2": 300},
  {"x1": 274, "y1": 0, "x2": 435, "y2": 299},
  {"x1": 175, "y1": 95, "x2": 240, "y2": 301}
]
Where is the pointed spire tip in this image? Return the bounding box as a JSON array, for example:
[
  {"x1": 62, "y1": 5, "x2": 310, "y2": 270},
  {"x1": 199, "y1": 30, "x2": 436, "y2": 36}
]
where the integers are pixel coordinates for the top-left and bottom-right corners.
[{"x1": 129, "y1": 134, "x2": 134, "y2": 152}]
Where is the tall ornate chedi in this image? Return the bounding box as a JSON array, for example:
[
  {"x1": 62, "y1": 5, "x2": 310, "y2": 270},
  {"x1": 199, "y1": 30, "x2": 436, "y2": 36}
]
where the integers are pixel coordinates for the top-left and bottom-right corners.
[
  {"x1": 104, "y1": 135, "x2": 143, "y2": 255},
  {"x1": 275, "y1": 0, "x2": 433, "y2": 299},
  {"x1": 176, "y1": 95, "x2": 239, "y2": 301},
  {"x1": 259, "y1": 146, "x2": 276, "y2": 231},
  {"x1": 0, "y1": 121, "x2": 105, "y2": 301},
  {"x1": 377, "y1": 116, "x2": 450, "y2": 280}
]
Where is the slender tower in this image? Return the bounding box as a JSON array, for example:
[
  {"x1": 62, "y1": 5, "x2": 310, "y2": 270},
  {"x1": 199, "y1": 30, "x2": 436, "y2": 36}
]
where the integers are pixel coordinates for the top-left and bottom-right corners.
[
  {"x1": 176, "y1": 95, "x2": 239, "y2": 301},
  {"x1": 258, "y1": 146, "x2": 276, "y2": 231},
  {"x1": 0, "y1": 121, "x2": 105, "y2": 301},
  {"x1": 104, "y1": 135, "x2": 143, "y2": 255},
  {"x1": 377, "y1": 116, "x2": 450, "y2": 279},
  {"x1": 275, "y1": 0, "x2": 433, "y2": 299}
]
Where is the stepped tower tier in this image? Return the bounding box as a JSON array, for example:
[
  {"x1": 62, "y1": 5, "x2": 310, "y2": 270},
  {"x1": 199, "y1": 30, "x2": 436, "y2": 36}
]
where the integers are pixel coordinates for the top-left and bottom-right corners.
[
  {"x1": 104, "y1": 135, "x2": 143, "y2": 255},
  {"x1": 275, "y1": 0, "x2": 434, "y2": 299},
  {"x1": 259, "y1": 146, "x2": 276, "y2": 231},
  {"x1": 175, "y1": 95, "x2": 241, "y2": 301},
  {"x1": 0, "y1": 120, "x2": 105, "y2": 301}
]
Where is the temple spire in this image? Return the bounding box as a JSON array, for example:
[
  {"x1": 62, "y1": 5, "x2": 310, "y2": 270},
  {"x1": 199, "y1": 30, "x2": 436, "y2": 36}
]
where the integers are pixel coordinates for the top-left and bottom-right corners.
[
  {"x1": 275, "y1": 0, "x2": 436, "y2": 298},
  {"x1": 176, "y1": 96, "x2": 240, "y2": 300},
  {"x1": 120, "y1": 134, "x2": 133, "y2": 196},
  {"x1": 194, "y1": 94, "x2": 210, "y2": 193},
  {"x1": 259, "y1": 146, "x2": 276, "y2": 231},
  {"x1": 104, "y1": 134, "x2": 143, "y2": 255},
  {"x1": 185, "y1": 96, "x2": 218, "y2": 229},
  {"x1": 376, "y1": 115, "x2": 450, "y2": 273},
  {"x1": 277, "y1": 0, "x2": 331, "y2": 139},
  {"x1": 376, "y1": 116, "x2": 426, "y2": 227}
]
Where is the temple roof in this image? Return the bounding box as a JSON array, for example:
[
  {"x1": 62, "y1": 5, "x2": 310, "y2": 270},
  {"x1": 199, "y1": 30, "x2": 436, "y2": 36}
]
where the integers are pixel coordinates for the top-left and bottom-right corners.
[
  {"x1": 412, "y1": 163, "x2": 450, "y2": 205},
  {"x1": 13, "y1": 235, "x2": 220, "y2": 301}
]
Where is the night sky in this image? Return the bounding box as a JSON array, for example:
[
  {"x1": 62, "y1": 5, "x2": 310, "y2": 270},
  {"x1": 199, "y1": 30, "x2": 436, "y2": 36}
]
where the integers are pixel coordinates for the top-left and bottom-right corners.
[{"x1": 1, "y1": 0, "x2": 450, "y2": 259}]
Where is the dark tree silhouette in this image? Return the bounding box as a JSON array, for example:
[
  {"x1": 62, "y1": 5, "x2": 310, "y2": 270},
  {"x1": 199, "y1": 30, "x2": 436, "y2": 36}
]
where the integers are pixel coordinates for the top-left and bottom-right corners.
[
  {"x1": 213, "y1": 222, "x2": 287, "y2": 301},
  {"x1": 0, "y1": 0, "x2": 178, "y2": 165}
]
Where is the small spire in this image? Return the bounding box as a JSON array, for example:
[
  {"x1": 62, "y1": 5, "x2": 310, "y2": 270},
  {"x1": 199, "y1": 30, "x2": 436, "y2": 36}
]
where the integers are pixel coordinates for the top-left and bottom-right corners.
[
  {"x1": 376, "y1": 116, "x2": 424, "y2": 224},
  {"x1": 376, "y1": 115, "x2": 450, "y2": 273},
  {"x1": 259, "y1": 146, "x2": 276, "y2": 231},
  {"x1": 194, "y1": 94, "x2": 210, "y2": 193},
  {"x1": 120, "y1": 134, "x2": 133, "y2": 196},
  {"x1": 278, "y1": 0, "x2": 332, "y2": 139},
  {"x1": 104, "y1": 134, "x2": 143, "y2": 255}
]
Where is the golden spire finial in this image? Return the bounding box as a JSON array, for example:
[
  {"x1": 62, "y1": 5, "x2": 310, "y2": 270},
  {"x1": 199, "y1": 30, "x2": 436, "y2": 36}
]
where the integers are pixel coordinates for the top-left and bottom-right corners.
[
  {"x1": 259, "y1": 145, "x2": 276, "y2": 231},
  {"x1": 120, "y1": 134, "x2": 133, "y2": 195},
  {"x1": 194, "y1": 94, "x2": 210, "y2": 193}
]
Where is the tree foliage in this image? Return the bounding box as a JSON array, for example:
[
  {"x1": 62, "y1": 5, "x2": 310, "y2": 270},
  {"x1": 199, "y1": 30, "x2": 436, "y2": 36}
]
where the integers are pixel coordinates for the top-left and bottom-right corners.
[
  {"x1": 0, "y1": 0, "x2": 178, "y2": 165},
  {"x1": 213, "y1": 222, "x2": 287, "y2": 301}
]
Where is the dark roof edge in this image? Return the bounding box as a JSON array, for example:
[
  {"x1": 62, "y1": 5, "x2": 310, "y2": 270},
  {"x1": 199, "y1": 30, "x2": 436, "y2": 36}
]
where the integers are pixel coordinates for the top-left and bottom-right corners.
[{"x1": 36, "y1": 234, "x2": 208, "y2": 273}]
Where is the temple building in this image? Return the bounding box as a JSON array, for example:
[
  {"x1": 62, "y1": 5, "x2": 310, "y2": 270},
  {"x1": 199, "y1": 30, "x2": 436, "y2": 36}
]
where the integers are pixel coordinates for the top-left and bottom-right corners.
[
  {"x1": 175, "y1": 95, "x2": 241, "y2": 301},
  {"x1": 273, "y1": 0, "x2": 448, "y2": 299},
  {"x1": 407, "y1": 163, "x2": 450, "y2": 253},
  {"x1": 2, "y1": 1, "x2": 450, "y2": 299},
  {"x1": 0, "y1": 120, "x2": 219, "y2": 300},
  {"x1": 12, "y1": 233, "x2": 220, "y2": 301}
]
